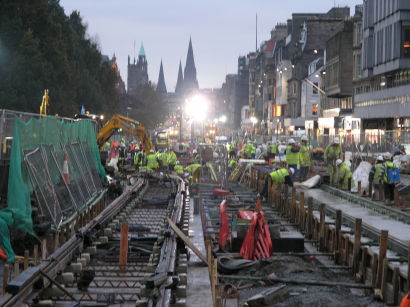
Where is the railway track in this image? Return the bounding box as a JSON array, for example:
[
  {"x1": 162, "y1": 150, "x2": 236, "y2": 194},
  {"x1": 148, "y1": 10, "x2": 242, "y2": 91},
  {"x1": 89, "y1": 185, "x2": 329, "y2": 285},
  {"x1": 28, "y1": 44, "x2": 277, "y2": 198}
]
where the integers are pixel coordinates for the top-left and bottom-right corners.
[{"x1": 0, "y1": 175, "x2": 187, "y2": 307}]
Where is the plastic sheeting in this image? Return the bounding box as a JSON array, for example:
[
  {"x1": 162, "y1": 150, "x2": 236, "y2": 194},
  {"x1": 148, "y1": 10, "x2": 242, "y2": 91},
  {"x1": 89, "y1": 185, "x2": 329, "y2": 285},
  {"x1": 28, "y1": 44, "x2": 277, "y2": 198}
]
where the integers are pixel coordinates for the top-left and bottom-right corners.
[{"x1": 351, "y1": 161, "x2": 372, "y2": 193}]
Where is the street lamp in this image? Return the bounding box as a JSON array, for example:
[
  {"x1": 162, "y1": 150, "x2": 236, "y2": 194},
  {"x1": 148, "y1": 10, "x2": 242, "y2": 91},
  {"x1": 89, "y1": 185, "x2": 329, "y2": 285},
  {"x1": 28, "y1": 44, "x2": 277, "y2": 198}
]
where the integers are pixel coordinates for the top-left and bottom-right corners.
[
  {"x1": 219, "y1": 115, "x2": 227, "y2": 123},
  {"x1": 185, "y1": 94, "x2": 209, "y2": 142}
]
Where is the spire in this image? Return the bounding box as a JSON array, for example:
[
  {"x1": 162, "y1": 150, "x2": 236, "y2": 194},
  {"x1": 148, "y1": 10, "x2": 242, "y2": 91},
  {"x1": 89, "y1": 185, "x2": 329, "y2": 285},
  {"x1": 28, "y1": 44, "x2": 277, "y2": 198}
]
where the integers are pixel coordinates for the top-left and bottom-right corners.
[
  {"x1": 183, "y1": 37, "x2": 199, "y2": 94},
  {"x1": 156, "y1": 60, "x2": 167, "y2": 94},
  {"x1": 175, "y1": 60, "x2": 184, "y2": 95},
  {"x1": 139, "y1": 43, "x2": 146, "y2": 57}
]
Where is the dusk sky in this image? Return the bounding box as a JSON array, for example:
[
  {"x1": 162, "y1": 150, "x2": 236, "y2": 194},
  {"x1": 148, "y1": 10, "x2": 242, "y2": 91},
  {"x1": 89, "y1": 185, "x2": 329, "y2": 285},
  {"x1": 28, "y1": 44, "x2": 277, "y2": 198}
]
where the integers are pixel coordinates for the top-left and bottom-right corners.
[{"x1": 60, "y1": 0, "x2": 362, "y2": 91}]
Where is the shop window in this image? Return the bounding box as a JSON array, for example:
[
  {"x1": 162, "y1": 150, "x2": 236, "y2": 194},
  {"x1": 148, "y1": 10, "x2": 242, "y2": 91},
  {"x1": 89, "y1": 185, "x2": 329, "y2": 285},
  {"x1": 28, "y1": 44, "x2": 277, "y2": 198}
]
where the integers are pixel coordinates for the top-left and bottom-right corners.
[
  {"x1": 403, "y1": 26, "x2": 410, "y2": 58},
  {"x1": 312, "y1": 104, "x2": 318, "y2": 116}
]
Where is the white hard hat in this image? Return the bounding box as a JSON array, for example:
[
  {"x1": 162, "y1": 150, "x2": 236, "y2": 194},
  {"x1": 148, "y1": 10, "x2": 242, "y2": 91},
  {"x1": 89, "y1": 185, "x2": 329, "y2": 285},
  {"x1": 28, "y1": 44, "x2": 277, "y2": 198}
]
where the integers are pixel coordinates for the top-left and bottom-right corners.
[
  {"x1": 301, "y1": 136, "x2": 308, "y2": 141},
  {"x1": 288, "y1": 138, "x2": 295, "y2": 145},
  {"x1": 376, "y1": 156, "x2": 384, "y2": 162},
  {"x1": 176, "y1": 160, "x2": 180, "y2": 164},
  {"x1": 289, "y1": 168, "x2": 295, "y2": 175},
  {"x1": 193, "y1": 149, "x2": 197, "y2": 154},
  {"x1": 384, "y1": 152, "x2": 392, "y2": 160},
  {"x1": 150, "y1": 149, "x2": 154, "y2": 153},
  {"x1": 336, "y1": 159, "x2": 343, "y2": 166},
  {"x1": 334, "y1": 137, "x2": 340, "y2": 144}
]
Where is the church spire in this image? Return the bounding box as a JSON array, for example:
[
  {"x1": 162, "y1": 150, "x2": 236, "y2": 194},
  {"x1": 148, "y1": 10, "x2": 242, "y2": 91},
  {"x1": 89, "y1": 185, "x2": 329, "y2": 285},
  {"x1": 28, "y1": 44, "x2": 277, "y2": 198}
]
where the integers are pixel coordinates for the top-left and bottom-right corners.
[
  {"x1": 139, "y1": 43, "x2": 146, "y2": 57},
  {"x1": 183, "y1": 37, "x2": 199, "y2": 94},
  {"x1": 156, "y1": 60, "x2": 167, "y2": 94},
  {"x1": 175, "y1": 60, "x2": 184, "y2": 95}
]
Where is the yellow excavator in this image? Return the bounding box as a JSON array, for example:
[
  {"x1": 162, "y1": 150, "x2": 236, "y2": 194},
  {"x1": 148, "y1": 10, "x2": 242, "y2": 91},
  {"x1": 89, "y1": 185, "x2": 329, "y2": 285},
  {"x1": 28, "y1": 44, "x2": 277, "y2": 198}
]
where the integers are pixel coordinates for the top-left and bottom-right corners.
[{"x1": 97, "y1": 114, "x2": 152, "y2": 152}]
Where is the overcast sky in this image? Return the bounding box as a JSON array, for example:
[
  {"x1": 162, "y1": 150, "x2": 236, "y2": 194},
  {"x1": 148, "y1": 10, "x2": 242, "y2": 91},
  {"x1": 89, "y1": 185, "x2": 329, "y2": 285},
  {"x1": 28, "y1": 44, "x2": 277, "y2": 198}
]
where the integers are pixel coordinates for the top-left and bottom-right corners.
[{"x1": 60, "y1": 0, "x2": 363, "y2": 91}]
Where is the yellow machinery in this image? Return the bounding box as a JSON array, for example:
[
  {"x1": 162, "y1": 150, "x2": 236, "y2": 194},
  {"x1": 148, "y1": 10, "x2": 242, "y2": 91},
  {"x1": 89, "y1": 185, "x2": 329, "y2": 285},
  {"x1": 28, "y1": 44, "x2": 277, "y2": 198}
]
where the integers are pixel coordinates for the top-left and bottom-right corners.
[
  {"x1": 39, "y1": 89, "x2": 49, "y2": 115},
  {"x1": 97, "y1": 114, "x2": 152, "y2": 152}
]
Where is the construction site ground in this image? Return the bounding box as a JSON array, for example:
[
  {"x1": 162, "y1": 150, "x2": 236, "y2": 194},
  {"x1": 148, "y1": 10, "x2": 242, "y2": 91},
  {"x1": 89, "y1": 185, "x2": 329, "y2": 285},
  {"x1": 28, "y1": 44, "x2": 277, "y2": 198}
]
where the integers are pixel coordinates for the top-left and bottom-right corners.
[{"x1": 194, "y1": 180, "x2": 389, "y2": 307}]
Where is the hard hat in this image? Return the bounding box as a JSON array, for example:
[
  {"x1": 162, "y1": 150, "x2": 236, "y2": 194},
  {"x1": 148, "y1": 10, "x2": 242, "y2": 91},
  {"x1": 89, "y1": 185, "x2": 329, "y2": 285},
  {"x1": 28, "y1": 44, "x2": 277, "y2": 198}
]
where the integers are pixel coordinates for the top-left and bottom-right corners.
[
  {"x1": 336, "y1": 159, "x2": 343, "y2": 166},
  {"x1": 176, "y1": 160, "x2": 180, "y2": 165},
  {"x1": 334, "y1": 137, "x2": 340, "y2": 144},
  {"x1": 289, "y1": 168, "x2": 295, "y2": 175},
  {"x1": 301, "y1": 135, "x2": 308, "y2": 141},
  {"x1": 150, "y1": 149, "x2": 154, "y2": 153},
  {"x1": 384, "y1": 152, "x2": 392, "y2": 160},
  {"x1": 376, "y1": 155, "x2": 384, "y2": 162},
  {"x1": 193, "y1": 149, "x2": 197, "y2": 154},
  {"x1": 288, "y1": 138, "x2": 295, "y2": 145}
]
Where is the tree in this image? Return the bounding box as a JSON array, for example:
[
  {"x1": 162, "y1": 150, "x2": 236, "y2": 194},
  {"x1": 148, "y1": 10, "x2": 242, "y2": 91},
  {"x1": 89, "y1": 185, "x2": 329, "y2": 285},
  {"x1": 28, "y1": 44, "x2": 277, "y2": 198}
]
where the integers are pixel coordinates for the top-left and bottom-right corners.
[
  {"x1": 124, "y1": 83, "x2": 168, "y2": 129},
  {"x1": 0, "y1": 0, "x2": 119, "y2": 117}
]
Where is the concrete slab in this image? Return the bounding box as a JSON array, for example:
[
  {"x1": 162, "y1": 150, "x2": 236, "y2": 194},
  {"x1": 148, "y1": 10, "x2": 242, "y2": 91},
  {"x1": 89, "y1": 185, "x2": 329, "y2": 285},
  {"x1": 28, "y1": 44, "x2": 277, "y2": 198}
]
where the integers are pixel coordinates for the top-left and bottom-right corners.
[{"x1": 186, "y1": 197, "x2": 212, "y2": 307}]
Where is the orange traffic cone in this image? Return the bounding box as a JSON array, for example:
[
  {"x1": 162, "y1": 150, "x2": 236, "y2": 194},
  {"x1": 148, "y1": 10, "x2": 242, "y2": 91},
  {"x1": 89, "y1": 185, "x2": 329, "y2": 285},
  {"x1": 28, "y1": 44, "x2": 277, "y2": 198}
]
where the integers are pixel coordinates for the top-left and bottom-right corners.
[
  {"x1": 61, "y1": 154, "x2": 70, "y2": 184},
  {"x1": 0, "y1": 247, "x2": 7, "y2": 260}
]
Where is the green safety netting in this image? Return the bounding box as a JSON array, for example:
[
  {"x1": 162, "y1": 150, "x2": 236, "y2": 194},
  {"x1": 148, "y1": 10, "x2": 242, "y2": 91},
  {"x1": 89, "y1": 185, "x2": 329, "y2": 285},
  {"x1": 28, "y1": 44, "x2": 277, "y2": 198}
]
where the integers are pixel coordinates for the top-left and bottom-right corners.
[{"x1": 0, "y1": 116, "x2": 105, "y2": 261}]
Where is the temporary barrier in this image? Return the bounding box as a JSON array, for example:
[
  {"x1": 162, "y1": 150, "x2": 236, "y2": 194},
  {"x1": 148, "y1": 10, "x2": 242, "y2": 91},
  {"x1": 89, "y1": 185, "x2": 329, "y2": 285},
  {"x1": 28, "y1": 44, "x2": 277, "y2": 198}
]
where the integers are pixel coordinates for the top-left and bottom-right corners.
[{"x1": 0, "y1": 112, "x2": 105, "y2": 261}]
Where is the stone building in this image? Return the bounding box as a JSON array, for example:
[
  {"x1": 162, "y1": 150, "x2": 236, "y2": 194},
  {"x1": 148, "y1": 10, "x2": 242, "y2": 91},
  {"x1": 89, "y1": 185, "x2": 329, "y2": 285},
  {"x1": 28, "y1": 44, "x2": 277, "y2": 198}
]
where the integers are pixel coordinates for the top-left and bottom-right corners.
[{"x1": 127, "y1": 44, "x2": 149, "y2": 97}]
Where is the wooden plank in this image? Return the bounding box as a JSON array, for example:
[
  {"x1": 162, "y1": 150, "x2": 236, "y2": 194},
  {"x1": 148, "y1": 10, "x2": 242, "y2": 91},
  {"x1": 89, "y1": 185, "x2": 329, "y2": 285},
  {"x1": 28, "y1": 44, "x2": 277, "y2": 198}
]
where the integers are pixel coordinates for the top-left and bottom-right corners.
[
  {"x1": 119, "y1": 224, "x2": 129, "y2": 272},
  {"x1": 167, "y1": 218, "x2": 208, "y2": 265},
  {"x1": 376, "y1": 230, "x2": 388, "y2": 289},
  {"x1": 353, "y1": 219, "x2": 362, "y2": 273}
]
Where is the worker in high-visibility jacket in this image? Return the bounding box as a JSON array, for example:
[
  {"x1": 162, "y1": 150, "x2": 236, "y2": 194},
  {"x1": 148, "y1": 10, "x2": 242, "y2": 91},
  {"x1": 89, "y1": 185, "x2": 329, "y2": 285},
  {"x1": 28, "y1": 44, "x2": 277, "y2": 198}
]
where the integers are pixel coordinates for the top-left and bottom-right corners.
[
  {"x1": 299, "y1": 136, "x2": 311, "y2": 181},
  {"x1": 336, "y1": 159, "x2": 353, "y2": 191},
  {"x1": 244, "y1": 141, "x2": 255, "y2": 159},
  {"x1": 324, "y1": 137, "x2": 343, "y2": 186},
  {"x1": 368, "y1": 155, "x2": 385, "y2": 199},
  {"x1": 261, "y1": 168, "x2": 294, "y2": 198},
  {"x1": 228, "y1": 159, "x2": 237, "y2": 169},
  {"x1": 147, "y1": 149, "x2": 159, "y2": 171},
  {"x1": 383, "y1": 153, "x2": 399, "y2": 205},
  {"x1": 167, "y1": 150, "x2": 177, "y2": 171},
  {"x1": 268, "y1": 141, "x2": 279, "y2": 160},
  {"x1": 185, "y1": 163, "x2": 201, "y2": 183},
  {"x1": 285, "y1": 139, "x2": 299, "y2": 178},
  {"x1": 174, "y1": 161, "x2": 184, "y2": 175},
  {"x1": 134, "y1": 149, "x2": 146, "y2": 170}
]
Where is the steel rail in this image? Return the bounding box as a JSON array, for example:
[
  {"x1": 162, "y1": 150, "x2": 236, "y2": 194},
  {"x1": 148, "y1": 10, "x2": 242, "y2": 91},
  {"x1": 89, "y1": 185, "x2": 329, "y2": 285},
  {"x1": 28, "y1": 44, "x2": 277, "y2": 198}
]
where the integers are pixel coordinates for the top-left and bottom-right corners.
[
  {"x1": 307, "y1": 187, "x2": 409, "y2": 258},
  {"x1": 0, "y1": 179, "x2": 145, "y2": 307}
]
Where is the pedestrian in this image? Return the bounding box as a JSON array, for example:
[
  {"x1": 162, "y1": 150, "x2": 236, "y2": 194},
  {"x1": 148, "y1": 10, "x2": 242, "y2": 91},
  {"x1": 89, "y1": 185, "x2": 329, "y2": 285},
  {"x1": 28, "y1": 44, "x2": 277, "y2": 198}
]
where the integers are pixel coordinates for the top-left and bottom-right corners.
[
  {"x1": 285, "y1": 138, "x2": 299, "y2": 179},
  {"x1": 299, "y1": 135, "x2": 311, "y2": 181},
  {"x1": 336, "y1": 159, "x2": 354, "y2": 191},
  {"x1": 368, "y1": 155, "x2": 385, "y2": 200},
  {"x1": 324, "y1": 137, "x2": 343, "y2": 186}
]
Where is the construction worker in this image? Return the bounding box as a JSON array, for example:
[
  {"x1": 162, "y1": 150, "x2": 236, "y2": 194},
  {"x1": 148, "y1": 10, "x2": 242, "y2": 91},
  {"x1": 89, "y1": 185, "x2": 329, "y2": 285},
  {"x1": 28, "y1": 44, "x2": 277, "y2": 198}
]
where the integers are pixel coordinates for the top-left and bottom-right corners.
[
  {"x1": 134, "y1": 149, "x2": 146, "y2": 170},
  {"x1": 324, "y1": 137, "x2": 343, "y2": 186},
  {"x1": 185, "y1": 163, "x2": 201, "y2": 183},
  {"x1": 174, "y1": 160, "x2": 184, "y2": 175},
  {"x1": 261, "y1": 167, "x2": 295, "y2": 198},
  {"x1": 336, "y1": 159, "x2": 353, "y2": 191},
  {"x1": 244, "y1": 141, "x2": 254, "y2": 159},
  {"x1": 228, "y1": 140, "x2": 236, "y2": 159},
  {"x1": 299, "y1": 136, "x2": 311, "y2": 181},
  {"x1": 147, "y1": 149, "x2": 159, "y2": 171},
  {"x1": 383, "y1": 153, "x2": 400, "y2": 205},
  {"x1": 268, "y1": 141, "x2": 279, "y2": 161},
  {"x1": 192, "y1": 149, "x2": 200, "y2": 163},
  {"x1": 228, "y1": 158, "x2": 237, "y2": 169},
  {"x1": 368, "y1": 155, "x2": 385, "y2": 200},
  {"x1": 167, "y1": 150, "x2": 177, "y2": 171},
  {"x1": 285, "y1": 139, "x2": 299, "y2": 178}
]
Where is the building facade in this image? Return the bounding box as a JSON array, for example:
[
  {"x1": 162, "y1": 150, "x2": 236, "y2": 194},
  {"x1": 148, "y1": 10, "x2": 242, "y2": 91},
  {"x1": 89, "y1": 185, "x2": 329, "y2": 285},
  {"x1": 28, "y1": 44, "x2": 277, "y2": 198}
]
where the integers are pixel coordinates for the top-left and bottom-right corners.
[{"x1": 355, "y1": 0, "x2": 410, "y2": 134}]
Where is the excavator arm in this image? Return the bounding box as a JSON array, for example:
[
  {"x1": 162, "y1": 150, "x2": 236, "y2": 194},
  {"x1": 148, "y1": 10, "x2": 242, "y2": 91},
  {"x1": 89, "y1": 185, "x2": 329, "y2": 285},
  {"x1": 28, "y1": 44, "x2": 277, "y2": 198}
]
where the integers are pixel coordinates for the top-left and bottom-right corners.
[{"x1": 97, "y1": 114, "x2": 152, "y2": 152}]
